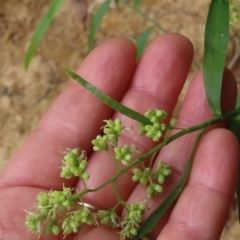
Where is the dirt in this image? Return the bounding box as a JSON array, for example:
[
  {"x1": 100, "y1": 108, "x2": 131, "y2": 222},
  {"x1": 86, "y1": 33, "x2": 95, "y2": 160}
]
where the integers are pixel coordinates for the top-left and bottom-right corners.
[{"x1": 0, "y1": 0, "x2": 240, "y2": 239}]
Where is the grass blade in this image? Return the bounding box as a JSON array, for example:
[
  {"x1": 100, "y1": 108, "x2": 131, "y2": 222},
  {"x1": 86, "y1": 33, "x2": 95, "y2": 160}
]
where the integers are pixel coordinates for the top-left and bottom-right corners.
[
  {"x1": 63, "y1": 68, "x2": 151, "y2": 125},
  {"x1": 133, "y1": 0, "x2": 142, "y2": 8},
  {"x1": 229, "y1": 94, "x2": 240, "y2": 223},
  {"x1": 203, "y1": 0, "x2": 229, "y2": 115},
  {"x1": 24, "y1": 0, "x2": 65, "y2": 70},
  {"x1": 136, "y1": 27, "x2": 153, "y2": 61},
  {"x1": 88, "y1": 0, "x2": 111, "y2": 53},
  {"x1": 131, "y1": 129, "x2": 206, "y2": 239}
]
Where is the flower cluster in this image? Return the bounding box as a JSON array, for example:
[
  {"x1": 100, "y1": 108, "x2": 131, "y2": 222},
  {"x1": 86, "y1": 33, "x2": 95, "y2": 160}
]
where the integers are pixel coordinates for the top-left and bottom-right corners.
[
  {"x1": 132, "y1": 161, "x2": 171, "y2": 199},
  {"x1": 97, "y1": 209, "x2": 120, "y2": 227},
  {"x1": 119, "y1": 203, "x2": 146, "y2": 239},
  {"x1": 60, "y1": 148, "x2": 89, "y2": 180},
  {"x1": 26, "y1": 110, "x2": 172, "y2": 239},
  {"x1": 62, "y1": 207, "x2": 94, "y2": 236},
  {"x1": 114, "y1": 144, "x2": 133, "y2": 165},
  {"x1": 92, "y1": 118, "x2": 124, "y2": 150},
  {"x1": 25, "y1": 187, "x2": 76, "y2": 237},
  {"x1": 139, "y1": 109, "x2": 167, "y2": 141}
]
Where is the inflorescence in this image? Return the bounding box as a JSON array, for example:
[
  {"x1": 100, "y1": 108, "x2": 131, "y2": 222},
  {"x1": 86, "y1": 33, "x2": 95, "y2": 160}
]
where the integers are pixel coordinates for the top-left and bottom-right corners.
[{"x1": 25, "y1": 109, "x2": 171, "y2": 239}]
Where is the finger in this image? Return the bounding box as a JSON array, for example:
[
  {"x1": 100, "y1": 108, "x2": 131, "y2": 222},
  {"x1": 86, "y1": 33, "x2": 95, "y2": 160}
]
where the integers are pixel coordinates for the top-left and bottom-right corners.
[
  {"x1": 158, "y1": 129, "x2": 239, "y2": 240},
  {"x1": 0, "y1": 38, "x2": 136, "y2": 190},
  {"x1": 126, "y1": 68, "x2": 237, "y2": 236},
  {"x1": 75, "y1": 34, "x2": 194, "y2": 210}
]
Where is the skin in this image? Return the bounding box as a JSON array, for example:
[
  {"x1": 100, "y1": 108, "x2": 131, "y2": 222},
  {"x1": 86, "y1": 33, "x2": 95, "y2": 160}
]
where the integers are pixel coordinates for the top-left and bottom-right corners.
[{"x1": 0, "y1": 34, "x2": 239, "y2": 240}]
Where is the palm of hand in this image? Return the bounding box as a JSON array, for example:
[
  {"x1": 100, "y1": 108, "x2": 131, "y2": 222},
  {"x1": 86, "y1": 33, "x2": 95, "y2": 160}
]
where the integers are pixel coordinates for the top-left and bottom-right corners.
[{"x1": 0, "y1": 34, "x2": 238, "y2": 240}]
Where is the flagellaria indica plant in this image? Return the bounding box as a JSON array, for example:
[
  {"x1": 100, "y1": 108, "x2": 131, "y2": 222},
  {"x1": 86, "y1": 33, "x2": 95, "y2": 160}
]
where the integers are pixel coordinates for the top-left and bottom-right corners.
[
  {"x1": 25, "y1": 110, "x2": 172, "y2": 239},
  {"x1": 25, "y1": 0, "x2": 240, "y2": 239}
]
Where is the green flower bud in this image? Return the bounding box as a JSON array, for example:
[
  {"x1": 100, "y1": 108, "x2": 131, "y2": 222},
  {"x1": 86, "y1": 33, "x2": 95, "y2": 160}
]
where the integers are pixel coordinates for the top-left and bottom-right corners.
[
  {"x1": 144, "y1": 109, "x2": 167, "y2": 123},
  {"x1": 79, "y1": 160, "x2": 87, "y2": 170},
  {"x1": 51, "y1": 224, "x2": 60, "y2": 235},
  {"x1": 63, "y1": 148, "x2": 79, "y2": 165},
  {"x1": 163, "y1": 168, "x2": 171, "y2": 176},
  {"x1": 130, "y1": 227, "x2": 137, "y2": 236},
  {"x1": 97, "y1": 209, "x2": 118, "y2": 226},
  {"x1": 60, "y1": 166, "x2": 74, "y2": 179},
  {"x1": 147, "y1": 185, "x2": 154, "y2": 199},
  {"x1": 158, "y1": 174, "x2": 165, "y2": 184},
  {"x1": 25, "y1": 213, "x2": 44, "y2": 233},
  {"x1": 114, "y1": 145, "x2": 132, "y2": 165},
  {"x1": 152, "y1": 183, "x2": 163, "y2": 193},
  {"x1": 37, "y1": 192, "x2": 49, "y2": 207},
  {"x1": 81, "y1": 172, "x2": 90, "y2": 180},
  {"x1": 139, "y1": 123, "x2": 146, "y2": 135},
  {"x1": 145, "y1": 122, "x2": 162, "y2": 141},
  {"x1": 92, "y1": 135, "x2": 108, "y2": 151},
  {"x1": 103, "y1": 119, "x2": 124, "y2": 145}
]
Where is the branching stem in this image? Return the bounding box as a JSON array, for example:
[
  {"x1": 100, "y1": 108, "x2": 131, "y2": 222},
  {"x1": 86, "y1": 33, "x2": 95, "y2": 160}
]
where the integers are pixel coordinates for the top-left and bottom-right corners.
[{"x1": 73, "y1": 106, "x2": 240, "y2": 200}]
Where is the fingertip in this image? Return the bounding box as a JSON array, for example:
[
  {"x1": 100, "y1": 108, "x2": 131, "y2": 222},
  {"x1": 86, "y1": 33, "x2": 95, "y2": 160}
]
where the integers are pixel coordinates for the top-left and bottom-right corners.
[
  {"x1": 77, "y1": 37, "x2": 137, "y2": 75},
  {"x1": 193, "y1": 128, "x2": 239, "y2": 194},
  {"x1": 147, "y1": 33, "x2": 194, "y2": 62}
]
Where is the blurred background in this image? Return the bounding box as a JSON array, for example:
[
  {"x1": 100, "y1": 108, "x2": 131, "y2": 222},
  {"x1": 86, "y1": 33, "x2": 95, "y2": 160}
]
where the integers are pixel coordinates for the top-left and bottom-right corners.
[{"x1": 0, "y1": 0, "x2": 240, "y2": 239}]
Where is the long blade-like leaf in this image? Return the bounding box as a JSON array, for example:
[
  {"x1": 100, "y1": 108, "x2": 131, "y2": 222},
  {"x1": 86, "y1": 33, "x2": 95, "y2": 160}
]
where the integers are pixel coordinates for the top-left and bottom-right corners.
[
  {"x1": 131, "y1": 129, "x2": 206, "y2": 239},
  {"x1": 203, "y1": 0, "x2": 229, "y2": 115},
  {"x1": 229, "y1": 94, "x2": 240, "y2": 223},
  {"x1": 136, "y1": 27, "x2": 153, "y2": 61},
  {"x1": 63, "y1": 68, "x2": 151, "y2": 125},
  {"x1": 24, "y1": 0, "x2": 65, "y2": 70},
  {"x1": 88, "y1": 0, "x2": 111, "y2": 53}
]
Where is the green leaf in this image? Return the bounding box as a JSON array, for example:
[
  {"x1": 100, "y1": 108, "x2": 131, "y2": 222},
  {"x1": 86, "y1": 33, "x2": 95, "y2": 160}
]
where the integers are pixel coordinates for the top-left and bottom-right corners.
[
  {"x1": 229, "y1": 94, "x2": 240, "y2": 142},
  {"x1": 88, "y1": 0, "x2": 111, "y2": 53},
  {"x1": 203, "y1": 0, "x2": 229, "y2": 115},
  {"x1": 24, "y1": 0, "x2": 65, "y2": 70},
  {"x1": 133, "y1": 0, "x2": 142, "y2": 8},
  {"x1": 63, "y1": 68, "x2": 151, "y2": 125},
  {"x1": 229, "y1": 94, "x2": 240, "y2": 223},
  {"x1": 131, "y1": 129, "x2": 206, "y2": 239},
  {"x1": 136, "y1": 27, "x2": 153, "y2": 61}
]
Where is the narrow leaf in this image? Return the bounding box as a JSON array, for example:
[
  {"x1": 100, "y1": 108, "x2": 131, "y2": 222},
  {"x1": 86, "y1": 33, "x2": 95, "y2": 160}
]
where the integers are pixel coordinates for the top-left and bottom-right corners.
[
  {"x1": 229, "y1": 94, "x2": 240, "y2": 142},
  {"x1": 203, "y1": 0, "x2": 229, "y2": 115},
  {"x1": 24, "y1": 0, "x2": 65, "y2": 70},
  {"x1": 136, "y1": 27, "x2": 153, "y2": 61},
  {"x1": 63, "y1": 68, "x2": 151, "y2": 125},
  {"x1": 229, "y1": 93, "x2": 240, "y2": 223},
  {"x1": 88, "y1": 0, "x2": 111, "y2": 53},
  {"x1": 133, "y1": 0, "x2": 142, "y2": 8},
  {"x1": 131, "y1": 129, "x2": 206, "y2": 239}
]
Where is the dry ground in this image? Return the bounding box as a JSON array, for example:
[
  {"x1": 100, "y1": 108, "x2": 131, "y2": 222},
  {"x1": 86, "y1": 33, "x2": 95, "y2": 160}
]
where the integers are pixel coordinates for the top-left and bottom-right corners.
[{"x1": 1, "y1": 0, "x2": 240, "y2": 239}]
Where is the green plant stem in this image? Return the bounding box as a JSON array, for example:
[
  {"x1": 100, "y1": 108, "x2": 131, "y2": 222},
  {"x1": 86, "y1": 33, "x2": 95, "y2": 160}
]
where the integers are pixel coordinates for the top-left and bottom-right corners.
[
  {"x1": 112, "y1": 181, "x2": 124, "y2": 204},
  {"x1": 118, "y1": 0, "x2": 166, "y2": 33},
  {"x1": 73, "y1": 106, "x2": 240, "y2": 200}
]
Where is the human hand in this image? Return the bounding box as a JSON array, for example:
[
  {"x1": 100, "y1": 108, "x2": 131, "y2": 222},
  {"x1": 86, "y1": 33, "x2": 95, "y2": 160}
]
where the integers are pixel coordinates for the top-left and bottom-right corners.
[{"x1": 0, "y1": 34, "x2": 239, "y2": 240}]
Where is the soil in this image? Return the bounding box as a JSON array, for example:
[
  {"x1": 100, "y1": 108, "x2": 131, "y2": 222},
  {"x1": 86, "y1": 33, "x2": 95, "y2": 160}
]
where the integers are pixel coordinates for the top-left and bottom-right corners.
[{"x1": 1, "y1": 0, "x2": 240, "y2": 239}]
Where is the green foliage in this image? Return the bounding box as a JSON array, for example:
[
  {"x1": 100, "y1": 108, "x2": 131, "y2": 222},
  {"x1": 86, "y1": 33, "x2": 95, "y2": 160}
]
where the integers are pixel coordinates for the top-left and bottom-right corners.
[
  {"x1": 24, "y1": 0, "x2": 240, "y2": 238},
  {"x1": 229, "y1": 94, "x2": 240, "y2": 223},
  {"x1": 88, "y1": 0, "x2": 111, "y2": 53},
  {"x1": 63, "y1": 68, "x2": 151, "y2": 125},
  {"x1": 203, "y1": 0, "x2": 229, "y2": 115},
  {"x1": 24, "y1": 0, "x2": 65, "y2": 70},
  {"x1": 136, "y1": 27, "x2": 153, "y2": 61}
]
